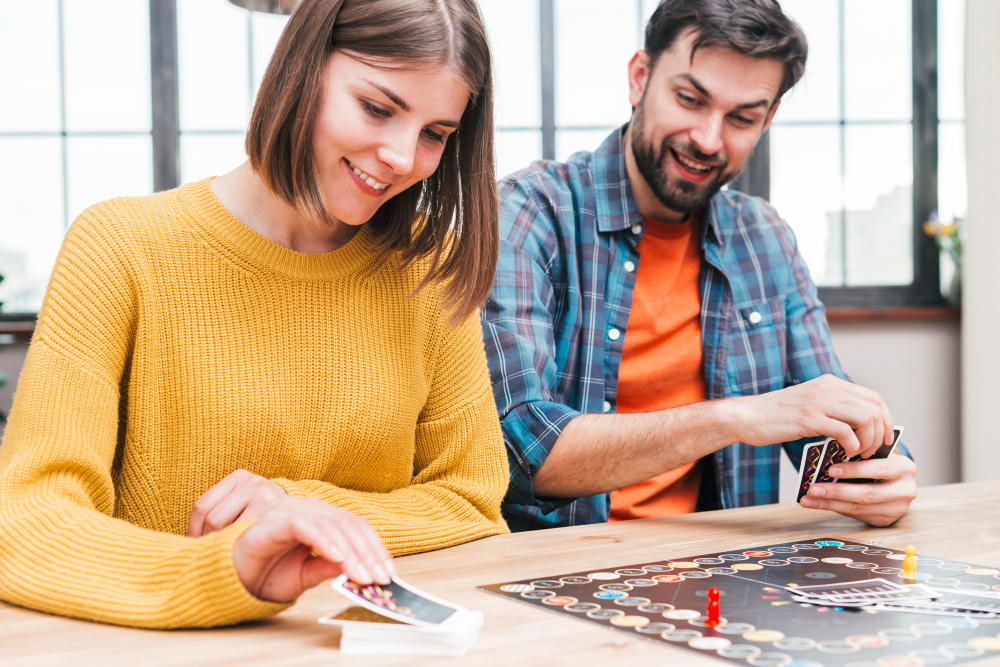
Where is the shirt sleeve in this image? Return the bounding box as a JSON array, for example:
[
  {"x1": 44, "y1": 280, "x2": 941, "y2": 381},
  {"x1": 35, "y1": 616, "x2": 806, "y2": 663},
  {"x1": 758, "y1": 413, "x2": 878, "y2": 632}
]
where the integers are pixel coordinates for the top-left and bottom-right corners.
[
  {"x1": 480, "y1": 178, "x2": 581, "y2": 511},
  {"x1": 275, "y1": 308, "x2": 510, "y2": 553},
  {"x1": 0, "y1": 206, "x2": 287, "y2": 629},
  {"x1": 770, "y1": 201, "x2": 912, "y2": 464}
]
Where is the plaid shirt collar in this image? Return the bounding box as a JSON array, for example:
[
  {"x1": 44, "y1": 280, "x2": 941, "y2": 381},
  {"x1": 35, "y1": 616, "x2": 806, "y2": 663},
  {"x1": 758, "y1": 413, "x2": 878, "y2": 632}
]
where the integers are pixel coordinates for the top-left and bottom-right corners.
[{"x1": 593, "y1": 125, "x2": 724, "y2": 246}]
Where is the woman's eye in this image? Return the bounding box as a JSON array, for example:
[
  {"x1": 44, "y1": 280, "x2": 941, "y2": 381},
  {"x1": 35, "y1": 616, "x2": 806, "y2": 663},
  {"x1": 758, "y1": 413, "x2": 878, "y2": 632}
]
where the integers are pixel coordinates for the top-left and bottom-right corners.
[
  {"x1": 423, "y1": 128, "x2": 445, "y2": 144},
  {"x1": 361, "y1": 100, "x2": 390, "y2": 118}
]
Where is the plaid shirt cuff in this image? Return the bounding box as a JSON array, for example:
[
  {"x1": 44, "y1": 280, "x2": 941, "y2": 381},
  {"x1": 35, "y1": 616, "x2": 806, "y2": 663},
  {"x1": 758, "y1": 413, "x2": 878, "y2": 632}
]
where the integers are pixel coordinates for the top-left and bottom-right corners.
[{"x1": 500, "y1": 400, "x2": 581, "y2": 512}]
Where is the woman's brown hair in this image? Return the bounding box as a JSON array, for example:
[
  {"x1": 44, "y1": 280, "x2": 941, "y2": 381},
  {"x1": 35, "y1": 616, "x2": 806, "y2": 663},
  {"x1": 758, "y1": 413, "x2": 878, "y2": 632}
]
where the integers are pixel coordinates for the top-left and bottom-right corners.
[{"x1": 246, "y1": 0, "x2": 497, "y2": 323}]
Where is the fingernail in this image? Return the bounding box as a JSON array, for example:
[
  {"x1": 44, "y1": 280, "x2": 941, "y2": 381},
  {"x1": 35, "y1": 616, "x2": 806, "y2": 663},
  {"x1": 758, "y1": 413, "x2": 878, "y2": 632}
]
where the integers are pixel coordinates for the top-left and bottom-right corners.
[
  {"x1": 372, "y1": 563, "x2": 391, "y2": 584},
  {"x1": 801, "y1": 497, "x2": 817, "y2": 508},
  {"x1": 326, "y1": 543, "x2": 345, "y2": 562},
  {"x1": 810, "y1": 485, "x2": 826, "y2": 497},
  {"x1": 829, "y1": 467, "x2": 843, "y2": 477},
  {"x1": 355, "y1": 564, "x2": 373, "y2": 584},
  {"x1": 385, "y1": 561, "x2": 397, "y2": 579}
]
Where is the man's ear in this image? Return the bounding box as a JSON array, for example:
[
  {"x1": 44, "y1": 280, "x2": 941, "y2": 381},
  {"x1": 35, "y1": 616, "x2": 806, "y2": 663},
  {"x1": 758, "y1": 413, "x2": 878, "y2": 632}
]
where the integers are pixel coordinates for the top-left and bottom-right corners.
[
  {"x1": 628, "y1": 50, "x2": 652, "y2": 108},
  {"x1": 761, "y1": 99, "x2": 781, "y2": 133}
]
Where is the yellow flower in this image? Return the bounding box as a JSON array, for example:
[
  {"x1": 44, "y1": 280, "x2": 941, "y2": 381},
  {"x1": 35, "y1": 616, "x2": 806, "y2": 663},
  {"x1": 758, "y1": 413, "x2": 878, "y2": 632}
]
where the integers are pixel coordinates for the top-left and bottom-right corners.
[
  {"x1": 923, "y1": 220, "x2": 937, "y2": 237},
  {"x1": 939, "y1": 222, "x2": 959, "y2": 237}
]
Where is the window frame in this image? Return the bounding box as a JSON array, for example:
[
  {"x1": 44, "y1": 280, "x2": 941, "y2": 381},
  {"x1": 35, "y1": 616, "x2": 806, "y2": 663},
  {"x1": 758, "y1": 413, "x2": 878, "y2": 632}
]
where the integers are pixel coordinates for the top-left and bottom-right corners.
[{"x1": 0, "y1": 0, "x2": 948, "y2": 325}]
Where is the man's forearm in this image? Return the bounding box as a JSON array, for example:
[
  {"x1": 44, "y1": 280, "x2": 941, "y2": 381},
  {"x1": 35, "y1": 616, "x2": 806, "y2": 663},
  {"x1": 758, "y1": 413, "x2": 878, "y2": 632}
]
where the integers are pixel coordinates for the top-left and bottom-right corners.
[{"x1": 532, "y1": 400, "x2": 740, "y2": 498}]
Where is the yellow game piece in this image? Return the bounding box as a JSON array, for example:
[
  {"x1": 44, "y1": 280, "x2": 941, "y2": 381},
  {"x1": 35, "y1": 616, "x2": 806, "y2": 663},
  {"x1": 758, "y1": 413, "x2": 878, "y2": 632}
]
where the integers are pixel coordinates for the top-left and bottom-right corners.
[{"x1": 902, "y1": 544, "x2": 918, "y2": 578}]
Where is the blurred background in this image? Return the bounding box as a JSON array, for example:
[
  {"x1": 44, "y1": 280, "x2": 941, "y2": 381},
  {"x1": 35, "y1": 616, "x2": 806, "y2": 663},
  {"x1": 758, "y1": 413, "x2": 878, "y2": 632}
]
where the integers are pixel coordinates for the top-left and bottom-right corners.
[{"x1": 0, "y1": 0, "x2": 995, "y2": 495}]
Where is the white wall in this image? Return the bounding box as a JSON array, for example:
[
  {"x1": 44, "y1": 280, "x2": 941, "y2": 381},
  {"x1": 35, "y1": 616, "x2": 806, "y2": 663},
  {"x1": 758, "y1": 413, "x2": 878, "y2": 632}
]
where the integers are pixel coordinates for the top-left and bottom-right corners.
[
  {"x1": 780, "y1": 317, "x2": 962, "y2": 502},
  {"x1": 961, "y1": 0, "x2": 1000, "y2": 482}
]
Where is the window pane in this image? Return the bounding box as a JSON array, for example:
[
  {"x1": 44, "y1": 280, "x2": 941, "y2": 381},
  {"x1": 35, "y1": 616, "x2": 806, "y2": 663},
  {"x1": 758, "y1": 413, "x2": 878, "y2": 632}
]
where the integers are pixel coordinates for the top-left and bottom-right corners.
[
  {"x1": 843, "y1": 124, "x2": 912, "y2": 286},
  {"x1": 63, "y1": 0, "x2": 151, "y2": 132},
  {"x1": 777, "y1": 0, "x2": 841, "y2": 122},
  {"x1": 481, "y1": 0, "x2": 541, "y2": 129},
  {"x1": 496, "y1": 130, "x2": 542, "y2": 180},
  {"x1": 938, "y1": 0, "x2": 965, "y2": 122},
  {"x1": 178, "y1": 0, "x2": 251, "y2": 131},
  {"x1": 250, "y1": 12, "x2": 289, "y2": 100},
  {"x1": 181, "y1": 133, "x2": 247, "y2": 184},
  {"x1": 939, "y1": 122, "x2": 966, "y2": 221},
  {"x1": 769, "y1": 125, "x2": 843, "y2": 286},
  {"x1": 0, "y1": 138, "x2": 65, "y2": 313},
  {"x1": 0, "y1": 1, "x2": 62, "y2": 132},
  {"x1": 556, "y1": 128, "x2": 616, "y2": 163},
  {"x1": 554, "y1": 0, "x2": 638, "y2": 127},
  {"x1": 844, "y1": 0, "x2": 911, "y2": 121},
  {"x1": 66, "y1": 135, "x2": 153, "y2": 224}
]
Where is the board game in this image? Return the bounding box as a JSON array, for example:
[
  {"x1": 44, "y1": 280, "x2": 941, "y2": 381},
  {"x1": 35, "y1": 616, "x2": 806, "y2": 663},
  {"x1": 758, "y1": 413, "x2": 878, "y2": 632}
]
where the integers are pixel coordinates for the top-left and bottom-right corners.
[{"x1": 480, "y1": 538, "x2": 1000, "y2": 667}]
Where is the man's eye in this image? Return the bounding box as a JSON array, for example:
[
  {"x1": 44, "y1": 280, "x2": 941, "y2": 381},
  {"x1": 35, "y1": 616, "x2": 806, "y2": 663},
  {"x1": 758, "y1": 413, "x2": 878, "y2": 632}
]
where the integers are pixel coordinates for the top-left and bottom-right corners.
[
  {"x1": 361, "y1": 100, "x2": 390, "y2": 118},
  {"x1": 679, "y1": 93, "x2": 699, "y2": 106},
  {"x1": 731, "y1": 115, "x2": 754, "y2": 127}
]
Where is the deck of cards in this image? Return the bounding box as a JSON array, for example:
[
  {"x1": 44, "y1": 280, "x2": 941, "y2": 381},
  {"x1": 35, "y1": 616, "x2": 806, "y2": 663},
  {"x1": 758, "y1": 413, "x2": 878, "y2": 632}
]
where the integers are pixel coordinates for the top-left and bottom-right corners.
[
  {"x1": 788, "y1": 578, "x2": 1000, "y2": 618},
  {"x1": 318, "y1": 574, "x2": 483, "y2": 657},
  {"x1": 797, "y1": 427, "x2": 904, "y2": 503}
]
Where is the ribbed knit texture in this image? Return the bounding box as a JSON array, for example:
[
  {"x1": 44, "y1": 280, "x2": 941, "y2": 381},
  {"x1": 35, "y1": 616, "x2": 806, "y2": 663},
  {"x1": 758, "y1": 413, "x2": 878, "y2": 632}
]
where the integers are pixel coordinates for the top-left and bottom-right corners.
[{"x1": 0, "y1": 178, "x2": 509, "y2": 629}]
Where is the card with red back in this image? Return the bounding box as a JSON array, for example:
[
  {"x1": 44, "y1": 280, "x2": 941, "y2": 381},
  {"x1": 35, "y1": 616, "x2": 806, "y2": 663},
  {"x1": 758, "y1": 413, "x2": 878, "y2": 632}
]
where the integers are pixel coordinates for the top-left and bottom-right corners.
[{"x1": 796, "y1": 441, "x2": 828, "y2": 502}]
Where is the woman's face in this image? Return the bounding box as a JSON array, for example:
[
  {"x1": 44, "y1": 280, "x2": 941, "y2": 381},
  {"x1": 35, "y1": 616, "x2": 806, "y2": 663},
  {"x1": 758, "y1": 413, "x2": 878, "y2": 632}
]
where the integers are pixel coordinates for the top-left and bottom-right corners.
[{"x1": 311, "y1": 51, "x2": 471, "y2": 227}]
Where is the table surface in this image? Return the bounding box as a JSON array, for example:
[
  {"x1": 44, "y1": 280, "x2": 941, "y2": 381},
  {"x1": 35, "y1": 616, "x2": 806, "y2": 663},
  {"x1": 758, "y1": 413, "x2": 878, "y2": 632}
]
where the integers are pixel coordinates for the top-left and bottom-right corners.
[{"x1": 2, "y1": 481, "x2": 999, "y2": 667}]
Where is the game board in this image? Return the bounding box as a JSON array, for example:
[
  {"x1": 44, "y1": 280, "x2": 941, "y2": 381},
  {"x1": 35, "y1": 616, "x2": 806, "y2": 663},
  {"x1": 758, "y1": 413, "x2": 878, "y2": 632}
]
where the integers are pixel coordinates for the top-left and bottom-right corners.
[{"x1": 480, "y1": 538, "x2": 1000, "y2": 667}]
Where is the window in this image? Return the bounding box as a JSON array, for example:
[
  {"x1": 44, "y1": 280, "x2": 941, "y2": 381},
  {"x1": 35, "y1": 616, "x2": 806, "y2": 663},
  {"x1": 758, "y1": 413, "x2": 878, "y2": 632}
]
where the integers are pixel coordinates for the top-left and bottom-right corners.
[{"x1": 0, "y1": 0, "x2": 964, "y2": 315}]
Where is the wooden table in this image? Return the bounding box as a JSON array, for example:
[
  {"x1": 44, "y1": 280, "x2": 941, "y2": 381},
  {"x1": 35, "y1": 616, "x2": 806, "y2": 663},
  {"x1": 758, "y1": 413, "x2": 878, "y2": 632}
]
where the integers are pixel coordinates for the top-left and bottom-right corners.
[{"x1": 2, "y1": 481, "x2": 999, "y2": 667}]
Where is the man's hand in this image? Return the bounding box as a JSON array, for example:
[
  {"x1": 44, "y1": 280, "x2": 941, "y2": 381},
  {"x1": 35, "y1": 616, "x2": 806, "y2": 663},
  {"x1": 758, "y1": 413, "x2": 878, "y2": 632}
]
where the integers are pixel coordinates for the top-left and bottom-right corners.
[
  {"x1": 188, "y1": 469, "x2": 288, "y2": 538},
  {"x1": 800, "y1": 451, "x2": 917, "y2": 526},
  {"x1": 730, "y1": 374, "x2": 894, "y2": 458},
  {"x1": 233, "y1": 496, "x2": 396, "y2": 603}
]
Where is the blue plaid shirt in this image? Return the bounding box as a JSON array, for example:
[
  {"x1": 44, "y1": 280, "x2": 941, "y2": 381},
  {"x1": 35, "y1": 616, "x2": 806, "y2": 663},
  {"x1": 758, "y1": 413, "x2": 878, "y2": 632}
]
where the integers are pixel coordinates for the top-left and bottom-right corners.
[{"x1": 482, "y1": 126, "x2": 849, "y2": 531}]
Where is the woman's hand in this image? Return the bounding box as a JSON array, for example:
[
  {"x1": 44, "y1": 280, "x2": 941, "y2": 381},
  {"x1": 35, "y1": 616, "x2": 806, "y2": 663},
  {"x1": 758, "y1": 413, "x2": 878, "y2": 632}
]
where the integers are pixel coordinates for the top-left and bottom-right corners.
[
  {"x1": 187, "y1": 469, "x2": 288, "y2": 537},
  {"x1": 232, "y1": 496, "x2": 396, "y2": 603}
]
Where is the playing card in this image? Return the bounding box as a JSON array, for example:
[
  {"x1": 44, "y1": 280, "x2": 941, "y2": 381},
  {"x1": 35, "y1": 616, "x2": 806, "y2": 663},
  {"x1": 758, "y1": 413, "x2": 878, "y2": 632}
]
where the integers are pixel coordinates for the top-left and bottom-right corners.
[
  {"x1": 789, "y1": 578, "x2": 909, "y2": 599},
  {"x1": 796, "y1": 441, "x2": 827, "y2": 502},
  {"x1": 813, "y1": 438, "x2": 852, "y2": 485},
  {"x1": 870, "y1": 602, "x2": 997, "y2": 618},
  {"x1": 331, "y1": 575, "x2": 462, "y2": 627},
  {"x1": 834, "y1": 427, "x2": 904, "y2": 484}
]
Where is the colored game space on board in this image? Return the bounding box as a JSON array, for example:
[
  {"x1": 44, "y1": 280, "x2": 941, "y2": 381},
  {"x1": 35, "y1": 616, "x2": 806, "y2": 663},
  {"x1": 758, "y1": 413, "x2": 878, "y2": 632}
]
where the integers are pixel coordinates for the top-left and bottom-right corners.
[{"x1": 479, "y1": 539, "x2": 1000, "y2": 667}]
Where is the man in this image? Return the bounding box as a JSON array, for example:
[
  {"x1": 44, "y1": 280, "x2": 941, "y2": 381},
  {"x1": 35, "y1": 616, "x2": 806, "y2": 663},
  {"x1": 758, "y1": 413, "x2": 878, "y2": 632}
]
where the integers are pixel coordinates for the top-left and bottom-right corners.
[{"x1": 482, "y1": 0, "x2": 917, "y2": 532}]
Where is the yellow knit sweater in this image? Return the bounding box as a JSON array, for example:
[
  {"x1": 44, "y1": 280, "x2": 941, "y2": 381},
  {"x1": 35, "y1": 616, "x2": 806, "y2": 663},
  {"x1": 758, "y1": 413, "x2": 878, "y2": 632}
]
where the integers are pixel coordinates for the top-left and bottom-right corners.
[{"x1": 0, "y1": 179, "x2": 509, "y2": 629}]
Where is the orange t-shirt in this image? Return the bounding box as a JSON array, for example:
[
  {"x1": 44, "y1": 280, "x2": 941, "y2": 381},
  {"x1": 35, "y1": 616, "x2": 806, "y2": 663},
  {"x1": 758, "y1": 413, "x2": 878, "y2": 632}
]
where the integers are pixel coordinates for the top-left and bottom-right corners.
[{"x1": 609, "y1": 213, "x2": 706, "y2": 522}]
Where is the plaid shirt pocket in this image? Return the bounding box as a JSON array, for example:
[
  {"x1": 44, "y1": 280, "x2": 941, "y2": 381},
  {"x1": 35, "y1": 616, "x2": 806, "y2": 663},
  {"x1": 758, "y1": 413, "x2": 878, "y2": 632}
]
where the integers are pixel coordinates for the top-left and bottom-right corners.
[{"x1": 727, "y1": 295, "x2": 788, "y2": 396}]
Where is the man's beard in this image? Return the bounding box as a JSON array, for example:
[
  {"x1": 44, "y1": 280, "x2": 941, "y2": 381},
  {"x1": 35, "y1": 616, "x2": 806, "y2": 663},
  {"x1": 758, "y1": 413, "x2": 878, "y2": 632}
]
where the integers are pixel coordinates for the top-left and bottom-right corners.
[{"x1": 630, "y1": 103, "x2": 734, "y2": 216}]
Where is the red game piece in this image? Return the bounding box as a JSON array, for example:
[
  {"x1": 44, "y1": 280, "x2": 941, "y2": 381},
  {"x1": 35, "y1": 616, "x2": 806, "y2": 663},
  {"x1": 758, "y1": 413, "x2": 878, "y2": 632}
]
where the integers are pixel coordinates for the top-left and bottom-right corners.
[{"x1": 706, "y1": 587, "x2": 720, "y2": 626}]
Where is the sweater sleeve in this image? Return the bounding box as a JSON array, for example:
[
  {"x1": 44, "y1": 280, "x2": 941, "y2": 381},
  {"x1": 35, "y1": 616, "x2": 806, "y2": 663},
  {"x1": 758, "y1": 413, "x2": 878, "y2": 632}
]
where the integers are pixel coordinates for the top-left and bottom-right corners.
[
  {"x1": 0, "y1": 205, "x2": 287, "y2": 628},
  {"x1": 274, "y1": 309, "x2": 510, "y2": 555}
]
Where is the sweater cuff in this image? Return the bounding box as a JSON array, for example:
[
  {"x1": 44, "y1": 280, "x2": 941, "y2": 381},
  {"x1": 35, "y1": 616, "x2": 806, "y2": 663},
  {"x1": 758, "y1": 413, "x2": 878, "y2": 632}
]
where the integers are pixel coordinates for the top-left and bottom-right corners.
[{"x1": 190, "y1": 519, "x2": 292, "y2": 627}]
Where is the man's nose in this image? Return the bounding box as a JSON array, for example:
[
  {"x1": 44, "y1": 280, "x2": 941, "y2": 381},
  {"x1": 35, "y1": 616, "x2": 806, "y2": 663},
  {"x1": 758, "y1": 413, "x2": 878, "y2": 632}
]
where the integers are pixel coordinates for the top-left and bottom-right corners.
[{"x1": 689, "y1": 113, "x2": 724, "y2": 156}]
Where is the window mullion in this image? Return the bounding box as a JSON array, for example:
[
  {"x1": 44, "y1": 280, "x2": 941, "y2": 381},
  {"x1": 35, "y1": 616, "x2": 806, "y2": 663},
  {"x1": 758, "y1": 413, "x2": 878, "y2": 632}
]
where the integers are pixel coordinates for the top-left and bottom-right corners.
[
  {"x1": 911, "y1": 0, "x2": 942, "y2": 303},
  {"x1": 150, "y1": 0, "x2": 180, "y2": 192}
]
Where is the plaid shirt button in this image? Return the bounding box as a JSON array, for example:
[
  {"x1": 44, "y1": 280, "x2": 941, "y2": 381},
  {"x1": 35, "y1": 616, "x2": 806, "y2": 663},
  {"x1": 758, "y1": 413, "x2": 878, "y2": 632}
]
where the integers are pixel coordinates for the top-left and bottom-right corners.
[
  {"x1": 624, "y1": 260, "x2": 636, "y2": 273},
  {"x1": 608, "y1": 328, "x2": 621, "y2": 341},
  {"x1": 603, "y1": 401, "x2": 612, "y2": 413},
  {"x1": 749, "y1": 311, "x2": 762, "y2": 324},
  {"x1": 631, "y1": 223, "x2": 642, "y2": 235}
]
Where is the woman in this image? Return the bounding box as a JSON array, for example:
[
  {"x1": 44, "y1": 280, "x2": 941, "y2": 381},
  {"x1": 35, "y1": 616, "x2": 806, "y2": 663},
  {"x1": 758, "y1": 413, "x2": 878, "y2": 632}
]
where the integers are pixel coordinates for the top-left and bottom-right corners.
[{"x1": 0, "y1": 0, "x2": 507, "y2": 629}]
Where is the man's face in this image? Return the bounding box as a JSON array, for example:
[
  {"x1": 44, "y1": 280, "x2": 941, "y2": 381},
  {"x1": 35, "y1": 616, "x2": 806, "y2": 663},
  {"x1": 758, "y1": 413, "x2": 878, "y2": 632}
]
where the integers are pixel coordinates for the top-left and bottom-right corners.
[{"x1": 627, "y1": 31, "x2": 784, "y2": 218}]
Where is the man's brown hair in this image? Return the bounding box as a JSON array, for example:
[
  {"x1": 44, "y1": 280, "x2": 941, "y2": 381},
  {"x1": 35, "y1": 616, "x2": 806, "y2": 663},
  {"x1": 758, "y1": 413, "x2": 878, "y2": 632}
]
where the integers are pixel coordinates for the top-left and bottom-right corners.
[
  {"x1": 645, "y1": 0, "x2": 808, "y2": 103},
  {"x1": 246, "y1": 0, "x2": 497, "y2": 322}
]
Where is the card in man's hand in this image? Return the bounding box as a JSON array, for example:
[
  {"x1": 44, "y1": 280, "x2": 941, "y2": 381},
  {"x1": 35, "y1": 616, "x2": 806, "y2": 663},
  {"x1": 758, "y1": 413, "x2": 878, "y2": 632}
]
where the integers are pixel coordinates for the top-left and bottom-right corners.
[
  {"x1": 797, "y1": 427, "x2": 903, "y2": 501},
  {"x1": 833, "y1": 426, "x2": 903, "y2": 484}
]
